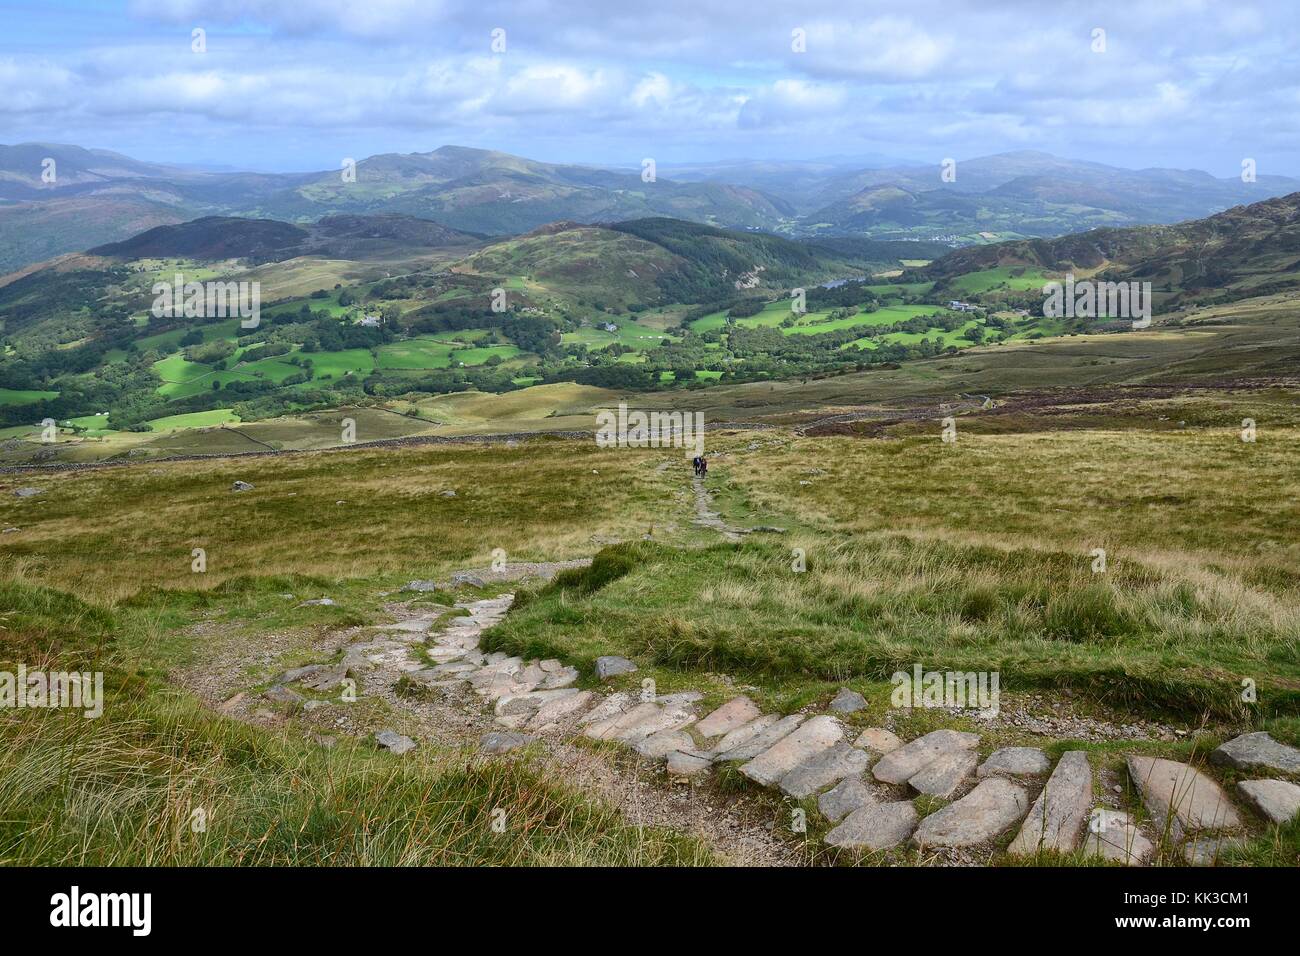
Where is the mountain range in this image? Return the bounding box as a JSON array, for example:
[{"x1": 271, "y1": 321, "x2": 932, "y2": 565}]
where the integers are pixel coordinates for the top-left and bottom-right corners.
[{"x1": 4, "y1": 143, "x2": 1300, "y2": 276}]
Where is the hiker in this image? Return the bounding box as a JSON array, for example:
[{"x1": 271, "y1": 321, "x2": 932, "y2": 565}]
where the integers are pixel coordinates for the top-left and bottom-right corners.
[
  {"x1": 692, "y1": 456, "x2": 703, "y2": 477},
  {"x1": 699, "y1": 456, "x2": 708, "y2": 477}
]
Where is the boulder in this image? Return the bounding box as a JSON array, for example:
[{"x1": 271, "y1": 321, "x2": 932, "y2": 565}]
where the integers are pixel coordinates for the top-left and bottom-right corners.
[
  {"x1": 594, "y1": 656, "x2": 638, "y2": 679},
  {"x1": 262, "y1": 685, "x2": 302, "y2": 705},
  {"x1": 13, "y1": 487, "x2": 43, "y2": 498},
  {"x1": 908, "y1": 748, "x2": 978, "y2": 799},
  {"x1": 375, "y1": 730, "x2": 415, "y2": 754},
  {"x1": 854, "y1": 727, "x2": 903, "y2": 754},
  {"x1": 666, "y1": 750, "x2": 711, "y2": 776},
  {"x1": 231, "y1": 481, "x2": 253, "y2": 492},
  {"x1": 480, "y1": 731, "x2": 534, "y2": 754},
  {"x1": 828, "y1": 688, "x2": 867, "y2": 714}
]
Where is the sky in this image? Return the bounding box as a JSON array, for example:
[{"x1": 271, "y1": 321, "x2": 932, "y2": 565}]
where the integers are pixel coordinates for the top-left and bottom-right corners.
[{"x1": 2, "y1": 0, "x2": 1297, "y2": 176}]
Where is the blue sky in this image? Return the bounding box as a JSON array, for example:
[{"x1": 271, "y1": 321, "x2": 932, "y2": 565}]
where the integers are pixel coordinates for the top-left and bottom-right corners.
[{"x1": 2, "y1": 0, "x2": 1297, "y2": 176}]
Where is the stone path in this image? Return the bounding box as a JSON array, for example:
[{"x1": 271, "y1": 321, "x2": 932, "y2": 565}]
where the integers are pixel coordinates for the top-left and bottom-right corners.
[
  {"x1": 691, "y1": 474, "x2": 743, "y2": 541},
  {"x1": 256, "y1": 576, "x2": 1300, "y2": 865}
]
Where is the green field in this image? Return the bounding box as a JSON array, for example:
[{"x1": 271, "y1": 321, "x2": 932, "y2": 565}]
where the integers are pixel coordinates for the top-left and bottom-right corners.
[
  {"x1": 0, "y1": 388, "x2": 58, "y2": 406},
  {"x1": 145, "y1": 408, "x2": 240, "y2": 431}
]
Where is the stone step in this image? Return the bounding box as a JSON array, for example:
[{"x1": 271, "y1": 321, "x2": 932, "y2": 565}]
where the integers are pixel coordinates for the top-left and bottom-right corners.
[
  {"x1": 908, "y1": 749, "x2": 978, "y2": 799},
  {"x1": 583, "y1": 702, "x2": 662, "y2": 741},
  {"x1": 912, "y1": 777, "x2": 1029, "y2": 848},
  {"x1": 872, "y1": 729, "x2": 979, "y2": 786},
  {"x1": 710, "y1": 714, "x2": 779, "y2": 757},
  {"x1": 1212, "y1": 732, "x2": 1300, "y2": 775},
  {"x1": 527, "y1": 690, "x2": 595, "y2": 731},
  {"x1": 695, "y1": 696, "x2": 761, "y2": 738},
  {"x1": 825, "y1": 801, "x2": 917, "y2": 850},
  {"x1": 1081, "y1": 809, "x2": 1153, "y2": 866},
  {"x1": 716, "y1": 714, "x2": 805, "y2": 762},
  {"x1": 978, "y1": 747, "x2": 1050, "y2": 779},
  {"x1": 1236, "y1": 778, "x2": 1300, "y2": 825},
  {"x1": 779, "y1": 742, "x2": 871, "y2": 798},
  {"x1": 1009, "y1": 751, "x2": 1092, "y2": 856},
  {"x1": 1126, "y1": 756, "x2": 1242, "y2": 841},
  {"x1": 818, "y1": 775, "x2": 874, "y2": 823},
  {"x1": 739, "y1": 715, "x2": 842, "y2": 787}
]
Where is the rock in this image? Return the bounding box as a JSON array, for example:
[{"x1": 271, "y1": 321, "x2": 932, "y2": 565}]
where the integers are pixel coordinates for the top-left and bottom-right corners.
[
  {"x1": 404, "y1": 580, "x2": 439, "y2": 592},
  {"x1": 376, "y1": 730, "x2": 415, "y2": 754},
  {"x1": 301, "y1": 597, "x2": 336, "y2": 606},
  {"x1": 1, "y1": 527, "x2": 18, "y2": 533},
  {"x1": 583, "y1": 702, "x2": 661, "y2": 741},
  {"x1": 912, "y1": 777, "x2": 1029, "y2": 848},
  {"x1": 872, "y1": 729, "x2": 980, "y2": 785},
  {"x1": 439, "y1": 489, "x2": 457, "y2": 497},
  {"x1": 818, "y1": 775, "x2": 874, "y2": 823},
  {"x1": 908, "y1": 748, "x2": 978, "y2": 799},
  {"x1": 711, "y1": 714, "x2": 778, "y2": 756},
  {"x1": 527, "y1": 690, "x2": 594, "y2": 730},
  {"x1": 277, "y1": 664, "x2": 327, "y2": 684},
  {"x1": 1236, "y1": 778, "x2": 1300, "y2": 825},
  {"x1": 1184, "y1": 836, "x2": 1248, "y2": 866},
  {"x1": 739, "y1": 715, "x2": 843, "y2": 787},
  {"x1": 13, "y1": 487, "x2": 42, "y2": 498},
  {"x1": 717, "y1": 714, "x2": 805, "y2": 762},
  {"x1": 480, "y1": 731, "x2": 534, "y2": 754},
  {"x1": 594, "y1": 656, "x2": 637, "y2": 679},
  {"x1": 978, "y1": 747, "x2": 1051, "y2": 778},
  {"x1": 655, "y1": 691, "x2": 704, "y2": 709},
  {"x1": 231, "y1": 481, "x2": 254, "y2": 492},
  {"x1": 1081, "y1": 810, "x2": 1153, "y2": 866},
  {"x1": 635, "y1": 729, "x2": 699, "y2": 759},
  {"x1": 303, "y1": 700, "x2": 329, "y2": 713},
  {"x1": 494, "y1": 688, "x2": 578, "y2": 718},
  {"x1": 578, "y1": 693, "x2": 633, "y2": 726},
  {"x1": 854, "y1": 728, "x2": 902, "y2": 754},
  {"x1": 1009, "y1": 751, "x2": 1092, "y2": 856},
  {"x1": 1211, "y1": 732, "x2": 1300, "y2": 775},
  {"x1": 1126, "y1": 756, "x2": 1241, "y2": 840},
  {"x1": 780, "y1": 743, "x2": 872, "y2": 798},
  {"x1": 695, "y1": 696, "x2": 761, "y2": 738},
  {"x1": 666, "y1": 750, "x2": 711, "y2": 777},
  {"x1": 828, "y1": 688, "x2": 867, "y2": 714},
  {"x1": 450, "y1": 571, "x2": 483, "y2": 587},
  {"x1": 826, "y1": 801, "x2": 917, "y2": 850},
  {"x1": 262, "y1": 685, "x2": 302, "y2": 705},
  {"x1": 217, "y1": 692, "x2": 245, "y2": 714},
  {"x1": 300, "y1": 667, "x2": 349, "y2": 692}
]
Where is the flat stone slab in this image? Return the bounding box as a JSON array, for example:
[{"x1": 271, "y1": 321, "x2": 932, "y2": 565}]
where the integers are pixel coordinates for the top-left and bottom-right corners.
[
  {"x1": 711, "y1": 714, "x2": 779, "y2": 756},
  {"x1": 828, "y1": 688, "x2": 867, "y2": 713},
  {"x1": 780, "y1": 742, "x2": 871, "y2": 798},
  {"x1": 480, "y1": 731, "x2": 534, "y2": 754},
  {"x1": 908, "y1": 748, "x2": 978, "y2": 799},
  {"x1": 1237, "y1": 778, "x2": 1300, "y2": 825},
  {"x1": 1082, "y1": 810, "x2": 1153, "y2": 866},
  {"x1": 495, "y1": 688, "x2": 579, "y2": 718},
  {"x1": 695, "y1": 696, "x2": 761, "y2": 738},
  {"x1": 376, "y1": 730, "x2": 415, "y2": 754},
  {"x1": 873, "y1": 729, "x2": 980, "y2": 785},
  {"x1": 979, "y1": 747, "x2": 1050, "y2": 778},
  {"x1": 825, "y1": 801, "x2": 917, "y2": 850},
  {"x1": 740, "y1": 715, "x2": 843, "y2": 787},
  {"x1": 635, "y1": 729, "x2": 698, "y2": 759},
  {"x1": 666, "y1": 750, "x2": 711, "y2": 776},
  {"x1": 528, "y1": 690, "x2": 594, "y2": 730},
  {"x1": 718, "y1": 714, "x2": 805, "y2": 762},
  {"x1": 1009, "y1": 751, "x2": 1092, "y2": 856},
  {"x1": 1126, "y1": 756, "x2": 1241, "y2": 840},
  {"x1": 913, "y1": 777, "x2": 1028, "y2": 848},
  {"x1": 578, "y1": 693, "x2": 632, "y2": 726},
  {"x1": 583, "y1": 702, "x2": 661, "y2": 741},
  {"x1": 818, "y1": 775, "x2": 874, "y2": 823},
  {"x1": 263, "y1": 685, "x2": 303, "y2": 704},
  {"x1": 854, "y1": 728, "x2": 902, "y2": 754},
  {"x1": 594, "y1": 656, "x2": 637, "y2": 679},
  {"x1": 1184, "y1": 836, "x2": 1248, "y2": 866},
  {"x1": 1212, "y1": 732, "x2": 1300, "y2": 774}
]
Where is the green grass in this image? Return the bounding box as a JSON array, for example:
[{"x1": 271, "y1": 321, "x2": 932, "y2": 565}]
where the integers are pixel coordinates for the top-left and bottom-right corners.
[
  {"x1": 0, "y1": 388, "x2": 58, "y2": 406},
  {"x1": 145, "y1": 408, "x2": 240, "y2": 431}
]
